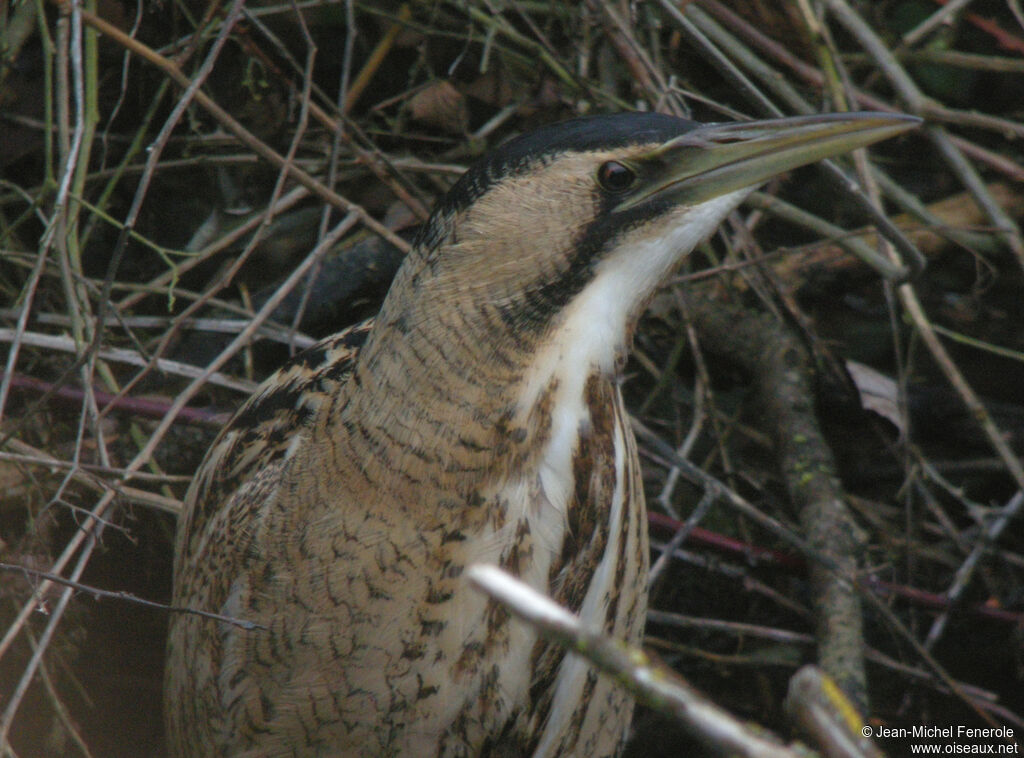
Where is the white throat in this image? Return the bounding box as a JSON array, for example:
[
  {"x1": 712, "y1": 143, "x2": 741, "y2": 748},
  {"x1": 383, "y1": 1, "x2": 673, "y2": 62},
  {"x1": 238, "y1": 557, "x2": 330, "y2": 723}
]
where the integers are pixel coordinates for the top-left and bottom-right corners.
[{"x1": 517, "y1": 188, "x2": 750, "y2": 456}]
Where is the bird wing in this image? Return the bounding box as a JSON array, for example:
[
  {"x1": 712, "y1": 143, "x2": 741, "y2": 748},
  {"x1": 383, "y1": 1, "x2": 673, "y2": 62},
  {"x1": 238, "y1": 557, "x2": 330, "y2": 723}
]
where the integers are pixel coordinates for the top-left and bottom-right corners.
[{"x1": 174, "y1": 319, "x2": 374, "y2": 571}]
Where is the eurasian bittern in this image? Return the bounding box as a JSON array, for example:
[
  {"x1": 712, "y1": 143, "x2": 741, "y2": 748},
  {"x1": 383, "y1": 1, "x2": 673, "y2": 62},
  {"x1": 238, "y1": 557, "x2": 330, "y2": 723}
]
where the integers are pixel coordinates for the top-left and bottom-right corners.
[{"x1": 165, "y1": 111, "x2": 917, "y2": 757}]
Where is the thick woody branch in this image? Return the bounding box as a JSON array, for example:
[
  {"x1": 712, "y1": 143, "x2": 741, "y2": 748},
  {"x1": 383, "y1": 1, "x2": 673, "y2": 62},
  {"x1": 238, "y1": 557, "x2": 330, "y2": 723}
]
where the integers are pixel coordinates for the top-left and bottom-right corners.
[
  {"x1": 468, "y1": 565, "x2": 818, "y2": 758},
  {"x1": 687, "y1": 300, "x2": 869, "y2": 712}
]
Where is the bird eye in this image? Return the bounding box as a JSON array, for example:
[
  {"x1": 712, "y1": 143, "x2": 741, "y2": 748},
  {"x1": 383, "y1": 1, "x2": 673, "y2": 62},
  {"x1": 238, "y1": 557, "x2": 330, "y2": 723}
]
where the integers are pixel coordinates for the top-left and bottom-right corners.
[{"x1": 596, "y1": 161, "x2": 636, "y2": 193}]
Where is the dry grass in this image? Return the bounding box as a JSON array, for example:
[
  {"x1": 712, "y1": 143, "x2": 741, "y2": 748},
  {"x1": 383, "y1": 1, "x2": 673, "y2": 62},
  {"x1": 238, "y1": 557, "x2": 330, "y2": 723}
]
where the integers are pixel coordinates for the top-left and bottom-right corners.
[{"x1": 1, "y1": 1, "x2": 1022, "y2": 755}]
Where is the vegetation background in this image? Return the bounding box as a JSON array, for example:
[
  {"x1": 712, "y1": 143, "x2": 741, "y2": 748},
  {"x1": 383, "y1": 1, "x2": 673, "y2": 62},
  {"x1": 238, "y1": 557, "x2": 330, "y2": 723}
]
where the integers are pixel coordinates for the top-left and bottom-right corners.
[{"x1": 1, "y1": 1, "x2": 1023, "y2": 755}]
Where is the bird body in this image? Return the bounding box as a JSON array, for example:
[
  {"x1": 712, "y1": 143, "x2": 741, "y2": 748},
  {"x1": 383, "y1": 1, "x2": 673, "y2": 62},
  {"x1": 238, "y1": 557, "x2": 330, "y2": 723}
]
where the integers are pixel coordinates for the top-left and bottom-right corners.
[{"x1": 165, "y1": 112, "x2": 918, "y2": 757}]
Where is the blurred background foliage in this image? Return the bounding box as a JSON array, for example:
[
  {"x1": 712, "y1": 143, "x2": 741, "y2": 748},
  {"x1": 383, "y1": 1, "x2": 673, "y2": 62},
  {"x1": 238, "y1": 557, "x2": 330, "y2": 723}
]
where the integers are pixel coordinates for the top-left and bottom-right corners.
[{"x1": 1, "y1": 1, "x2": 1023, "y2": 755}]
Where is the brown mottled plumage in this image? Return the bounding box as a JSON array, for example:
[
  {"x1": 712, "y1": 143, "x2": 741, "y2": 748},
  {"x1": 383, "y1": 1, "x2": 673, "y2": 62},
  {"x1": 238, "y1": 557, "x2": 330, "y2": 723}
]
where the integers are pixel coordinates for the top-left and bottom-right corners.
[{"x1": 165, "y1": 112, "x2": 917, "y2": 757}]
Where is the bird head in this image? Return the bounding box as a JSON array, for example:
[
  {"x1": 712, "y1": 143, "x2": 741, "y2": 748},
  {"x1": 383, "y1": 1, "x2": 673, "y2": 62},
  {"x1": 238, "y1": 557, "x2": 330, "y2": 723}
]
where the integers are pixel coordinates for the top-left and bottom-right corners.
[{"x1": 373, "y1": 111, "x2": 918, "y2": 381}]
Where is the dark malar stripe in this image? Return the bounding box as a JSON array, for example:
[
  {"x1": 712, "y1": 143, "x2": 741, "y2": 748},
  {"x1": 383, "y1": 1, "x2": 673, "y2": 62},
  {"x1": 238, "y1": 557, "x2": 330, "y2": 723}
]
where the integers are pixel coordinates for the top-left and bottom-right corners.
[{"x1": 492, "y1": 189, "x2": 681, "y2": 336}]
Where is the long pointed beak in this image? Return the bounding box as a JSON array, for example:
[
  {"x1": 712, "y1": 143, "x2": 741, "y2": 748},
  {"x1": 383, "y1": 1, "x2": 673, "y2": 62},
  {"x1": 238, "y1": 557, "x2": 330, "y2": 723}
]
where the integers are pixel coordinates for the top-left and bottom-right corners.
[{"x1": 618, "y1": 112, "x2": 921, "y2": 210}]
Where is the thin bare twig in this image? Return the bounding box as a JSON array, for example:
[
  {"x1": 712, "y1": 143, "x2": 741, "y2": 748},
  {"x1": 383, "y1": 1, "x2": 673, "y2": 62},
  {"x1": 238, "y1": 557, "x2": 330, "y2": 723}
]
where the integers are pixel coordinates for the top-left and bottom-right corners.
[{"x1": 0, "y1": 563, "x2": 264, "y2": 631}]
